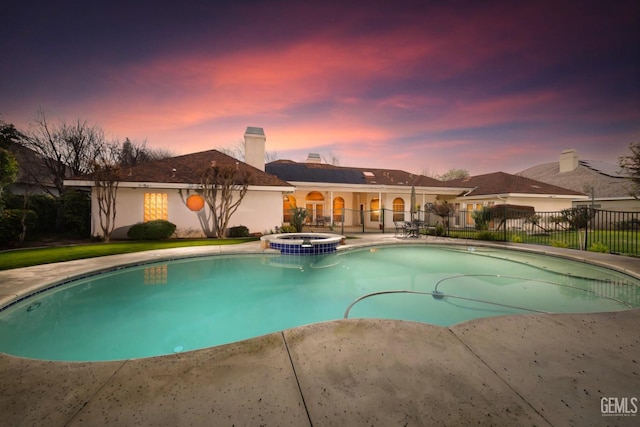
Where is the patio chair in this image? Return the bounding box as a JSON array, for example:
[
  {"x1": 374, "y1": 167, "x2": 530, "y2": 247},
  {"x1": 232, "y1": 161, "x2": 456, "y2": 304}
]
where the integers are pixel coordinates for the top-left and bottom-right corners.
[{"x1": 394, "y1": 221, "x2": 406, "y2": 237}]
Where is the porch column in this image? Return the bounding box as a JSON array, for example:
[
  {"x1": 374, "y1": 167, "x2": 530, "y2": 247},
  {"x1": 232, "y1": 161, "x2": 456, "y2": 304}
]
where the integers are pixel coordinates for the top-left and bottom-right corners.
[
  {"x1": 330, "y1": 190, "x2": 334, "y2": 224},
  {"x1": 379, "y1": 190, "x2": 383, "y2": 228}
]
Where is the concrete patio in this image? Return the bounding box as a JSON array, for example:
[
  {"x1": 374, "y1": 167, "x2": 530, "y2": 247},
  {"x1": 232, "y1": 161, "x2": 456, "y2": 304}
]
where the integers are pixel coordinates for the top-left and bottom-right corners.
[{"x1": 1, "y1": 235, "x2": 638, "y2": 426}]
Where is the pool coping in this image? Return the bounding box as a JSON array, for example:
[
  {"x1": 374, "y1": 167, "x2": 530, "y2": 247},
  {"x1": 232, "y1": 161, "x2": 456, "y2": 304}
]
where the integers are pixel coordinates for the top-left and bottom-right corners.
[{"x1": 1, "y1": 234, "x2": 639, "y2": 426}]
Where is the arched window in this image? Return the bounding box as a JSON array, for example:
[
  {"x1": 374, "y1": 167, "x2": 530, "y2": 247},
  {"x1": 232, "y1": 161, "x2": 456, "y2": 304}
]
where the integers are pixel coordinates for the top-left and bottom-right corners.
[
  {"x1": 370, "y1": 198, "x2": 380, "y2": 221},
  {"x1": 283, "y1": 195, "x2": 296, "y2": 223},
  {"x1": 392, "y1": 197, "x2": 405, "y2": 222},
  {"x1": 333, "y1": 197, "x2": 345, "y2": 223},
  {"x1": 305, "y1": 191, "x2": 325, "y2": 224},
  {"x1": 306, "y1": 191, "x2": 324, "y2": 201}
]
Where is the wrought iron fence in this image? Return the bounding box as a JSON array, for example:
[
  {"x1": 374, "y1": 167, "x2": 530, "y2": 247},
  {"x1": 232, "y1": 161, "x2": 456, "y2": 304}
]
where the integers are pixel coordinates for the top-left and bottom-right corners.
[{"x1": 323, "y1": 207, "x2": 639, "y2": 257}]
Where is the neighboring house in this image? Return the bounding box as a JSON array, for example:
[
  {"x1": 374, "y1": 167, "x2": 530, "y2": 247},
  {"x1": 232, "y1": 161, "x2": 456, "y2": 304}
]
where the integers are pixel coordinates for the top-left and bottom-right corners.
[
  {"x1": 3, "y1": 141, "x2": 62, "y2": 196},
  {"x1": 65, "y1": 128, "x2": 293, "y2": 239},
  {"x1": 517, "y1": 149, "x2": 639, "y2": 211},
  {"x1": 445, "y1": 171, "x2": 588, "y2": 228}
]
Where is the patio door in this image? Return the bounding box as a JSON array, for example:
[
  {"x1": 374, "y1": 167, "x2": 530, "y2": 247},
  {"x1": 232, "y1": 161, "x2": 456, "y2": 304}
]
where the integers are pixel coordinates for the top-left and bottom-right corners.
[
  {"x1": 305, "y1": 191, "x2": 325, "y2": 224},
  {"x1": 305, "y1": 203, "x2": 324, "y2": 224}
]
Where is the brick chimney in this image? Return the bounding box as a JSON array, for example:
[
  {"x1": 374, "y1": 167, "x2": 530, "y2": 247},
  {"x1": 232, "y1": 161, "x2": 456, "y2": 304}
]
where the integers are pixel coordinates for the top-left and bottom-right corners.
[
  {"x1": 559, "y1": 149, "x2": 578, "y2": 173},
  {"x1": 244, "y1": 127, "x2": 265, "y2": 171}
]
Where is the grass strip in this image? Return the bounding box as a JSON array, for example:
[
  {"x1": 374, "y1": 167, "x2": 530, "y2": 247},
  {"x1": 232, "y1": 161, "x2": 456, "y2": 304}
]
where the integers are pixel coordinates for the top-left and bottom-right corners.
[{"x1": 0, "y1": 238, "x2": 257, "y2": 271}]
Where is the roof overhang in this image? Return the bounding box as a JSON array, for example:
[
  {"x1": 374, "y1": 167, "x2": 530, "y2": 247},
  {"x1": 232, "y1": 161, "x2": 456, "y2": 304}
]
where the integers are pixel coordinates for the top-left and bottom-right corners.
[
  {"x1": 284, "y1": 181, "x2": 471, "y2": 195},
  {"x1": 458, "y1": 193, "x2": 589, "y2": 201},
  {"x1": 63, "y1": 180, "x2": 294, "y2": 192}
]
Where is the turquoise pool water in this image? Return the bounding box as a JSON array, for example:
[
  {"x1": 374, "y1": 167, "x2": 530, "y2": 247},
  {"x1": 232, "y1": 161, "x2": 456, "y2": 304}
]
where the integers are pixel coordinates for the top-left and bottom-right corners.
[{"x1": 1, "y1": 245, "x2": 638, "y2": 361}]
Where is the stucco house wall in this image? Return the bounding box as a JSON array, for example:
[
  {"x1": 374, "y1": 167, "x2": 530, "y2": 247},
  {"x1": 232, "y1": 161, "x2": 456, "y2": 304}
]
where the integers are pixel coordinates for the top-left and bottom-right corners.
[{"x1": 91, "y1": 186, "x2": 286, "y2": 239}]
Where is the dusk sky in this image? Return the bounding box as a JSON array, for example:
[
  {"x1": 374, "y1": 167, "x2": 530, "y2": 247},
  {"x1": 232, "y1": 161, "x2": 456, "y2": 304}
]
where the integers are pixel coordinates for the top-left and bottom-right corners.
[{"x1": 1, "y1": 0, "x2": 638, "y2": 176}]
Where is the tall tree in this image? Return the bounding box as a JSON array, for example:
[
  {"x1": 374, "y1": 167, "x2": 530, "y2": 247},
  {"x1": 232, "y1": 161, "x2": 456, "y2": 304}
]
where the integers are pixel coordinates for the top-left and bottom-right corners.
[
  {"x1": 0, "y1": 119, "x2": 25, "y2": 149},
  {"x1": 119, "y1": 138, "x2": 175, "y2": 167},
  {"x1": 23, "y1": 110, "x2": 106, "y2": 194},
  {"x1": 92, "y1": 142, "x2": 121, "y2": 242},
  {"x1": 0, "y1": 119, "x2": 20, "y2": 209},
  {"x1": 0, "y1": 148, "x2": 18, "y2": 209},
  {"x1": 119, "y1": 138, "x2": 150, "y2": 167},
  {"x1": 200, "y1": 161, "x2": 252, "y2": 238},
  {"x1": 619, "y1": 141, "x2": 640, "y2": 198}
]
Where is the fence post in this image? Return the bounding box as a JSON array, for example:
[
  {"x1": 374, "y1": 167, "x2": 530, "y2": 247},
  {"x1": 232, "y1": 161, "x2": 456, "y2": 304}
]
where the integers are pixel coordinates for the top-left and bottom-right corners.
[{"x1": 503, "y1": 209, "x2": 507, "y2": 242}]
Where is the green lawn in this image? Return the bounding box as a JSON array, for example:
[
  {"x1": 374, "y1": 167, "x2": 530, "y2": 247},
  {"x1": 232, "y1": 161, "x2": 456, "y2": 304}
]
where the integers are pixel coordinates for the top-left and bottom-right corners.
[
  {"x1": 446, "y1": 229, "x2": 639, "y2": 256},
  {"x1": 0, "y1": 238, "x2": 257, "y2": 271}
]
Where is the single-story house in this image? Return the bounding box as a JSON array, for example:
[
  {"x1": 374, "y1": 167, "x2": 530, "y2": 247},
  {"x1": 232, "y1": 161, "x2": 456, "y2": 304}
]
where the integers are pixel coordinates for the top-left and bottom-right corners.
[
  {"x1": 517, "y1": 149, "x2": 639, "y2": 211},
  {"x1": 65, "y1": 127, "x2": 591, "y2": 238}
]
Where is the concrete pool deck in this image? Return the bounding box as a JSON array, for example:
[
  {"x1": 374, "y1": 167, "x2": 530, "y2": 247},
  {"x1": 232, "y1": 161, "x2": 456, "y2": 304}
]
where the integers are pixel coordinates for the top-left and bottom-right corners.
[{"x1": 1, "y1": 235, "x2": 639, "y2": 426}]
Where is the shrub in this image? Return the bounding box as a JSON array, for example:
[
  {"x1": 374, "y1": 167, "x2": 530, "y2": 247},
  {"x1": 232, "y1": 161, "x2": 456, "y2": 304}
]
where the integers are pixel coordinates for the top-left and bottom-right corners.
[
  {"x1": 434, "y1": 223, "x2": 445, "y2": 236},
  {"x1": 227, "y1": 225, "x2": 249, "y2": 238},
  {"x1": 471, "y1": 207, "x2": 491, "y2": 231},
  {"x1": 0, "y1": 209, "x2": 37, "y2": 246},
  {"x1": 1, "y1": 193, "x2": 57, "y2": 233},
  {"x1": 550, "y1": 239, "x2": 569, "y2": 248},
  {"x1": 290, "y1": 208, "x2": 308, "y2": 233},
  {"x1": 127, "y1": 220, "x2": 176, "y2": 240},
  {"x1": 59, "y1": 190, "x2": 91, "y2": 237},
  {"x1": 476, "y1": 231, "x2": 497, "y2": 241},
  {"x1": 279, "y1": 224, "x2": 296, "y2": 233},
  {"x1": 511, "y1": 235, "x2": 523, "y2": 243},
  {"x1": 588, "y1": 242, "x2": 609, "y2": 253}
]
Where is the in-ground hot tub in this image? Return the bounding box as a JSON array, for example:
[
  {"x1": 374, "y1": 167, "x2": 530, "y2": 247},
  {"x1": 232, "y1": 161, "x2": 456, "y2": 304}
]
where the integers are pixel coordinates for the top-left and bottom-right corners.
[{"x1": 260, "y1": 233, "x2": 345, "y2": 254}]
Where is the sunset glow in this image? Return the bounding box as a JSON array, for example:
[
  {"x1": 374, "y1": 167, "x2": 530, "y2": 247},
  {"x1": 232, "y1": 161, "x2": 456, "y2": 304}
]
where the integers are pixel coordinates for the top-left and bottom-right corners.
[{"x1": 1, "y1": 0, "x2": 638, "y2": 175}]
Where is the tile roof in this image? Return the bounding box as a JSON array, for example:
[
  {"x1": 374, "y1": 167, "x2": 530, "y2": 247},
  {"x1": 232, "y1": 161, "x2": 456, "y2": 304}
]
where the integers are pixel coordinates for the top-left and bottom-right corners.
[
  {"x1": 265, "y1": 160, "x2": 444, "y2": 187},
  {"x1": 67, "y1": 149, "x2": 292, "y2": 187},
  {"x1": 447, "y1": 171, "x2": 585, "y2": 196},
  {"x1": 517, "y1": 162, "x2": 634, "y2": 198}
]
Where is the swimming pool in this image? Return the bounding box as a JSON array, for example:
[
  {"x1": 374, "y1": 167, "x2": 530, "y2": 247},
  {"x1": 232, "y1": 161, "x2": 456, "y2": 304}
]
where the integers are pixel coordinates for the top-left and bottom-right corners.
[{"x1": 1, "y1": 245, "x2": 638, "y2": 361}]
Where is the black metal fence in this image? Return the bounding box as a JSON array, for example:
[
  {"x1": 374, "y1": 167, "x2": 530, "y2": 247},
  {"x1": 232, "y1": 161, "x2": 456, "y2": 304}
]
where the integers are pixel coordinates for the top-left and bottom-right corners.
[{"x1": 326, "y1": 207, "x2": 639, "y2": 257}]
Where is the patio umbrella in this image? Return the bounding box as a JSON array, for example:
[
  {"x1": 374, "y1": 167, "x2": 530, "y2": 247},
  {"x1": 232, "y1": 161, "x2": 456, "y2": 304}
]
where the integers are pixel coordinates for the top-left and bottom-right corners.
[{"x1": 410, "y1": 184, "x2": 417, "y2": 221}]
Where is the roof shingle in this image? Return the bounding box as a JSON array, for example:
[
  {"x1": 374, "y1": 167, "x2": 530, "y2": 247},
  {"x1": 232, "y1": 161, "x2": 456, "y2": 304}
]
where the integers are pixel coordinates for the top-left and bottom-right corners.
[
  {"x1": 68, "y1": 149, "x2": 292, "y2": 187},
  {"x1": 447, "y1": 171, "x2": 585, "y2": 196}
]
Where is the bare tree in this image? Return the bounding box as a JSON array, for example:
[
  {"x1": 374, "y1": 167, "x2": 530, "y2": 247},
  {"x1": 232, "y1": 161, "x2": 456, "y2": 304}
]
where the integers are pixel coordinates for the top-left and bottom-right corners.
[
  {"x1": 428, "y1": 201, "x2": 456, "y2": 235},
  {"x1": 322, "y1": 151, "x2": 341, "y2": 166},
  {"x1": 217, "y1": 141, "x2": 245, "y2": 161},
  {"x1": 438, "y1": 168, "x2": 469, "y2": 181},
  {"x1": 119, "y1": 138, "x2": 150, "y2": 167},
  {"x1": 23, "y1": 110, "x2": 106, "y2": 195},
  {"x1": 200, "y1": 161, "x2": 252, "y2": 238},
  {"x1": 119, "y1": 138, "x2": 175, "y2": 167},
  {"x1": 93, "y1": 142, "x2": 121, "y2": 242},
  {"x1": 619, "y1": 141, "x2": 640, "y2": 198},
  {"x1": 218, "y1": 141, "x2": 279, "y2": 164}
]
